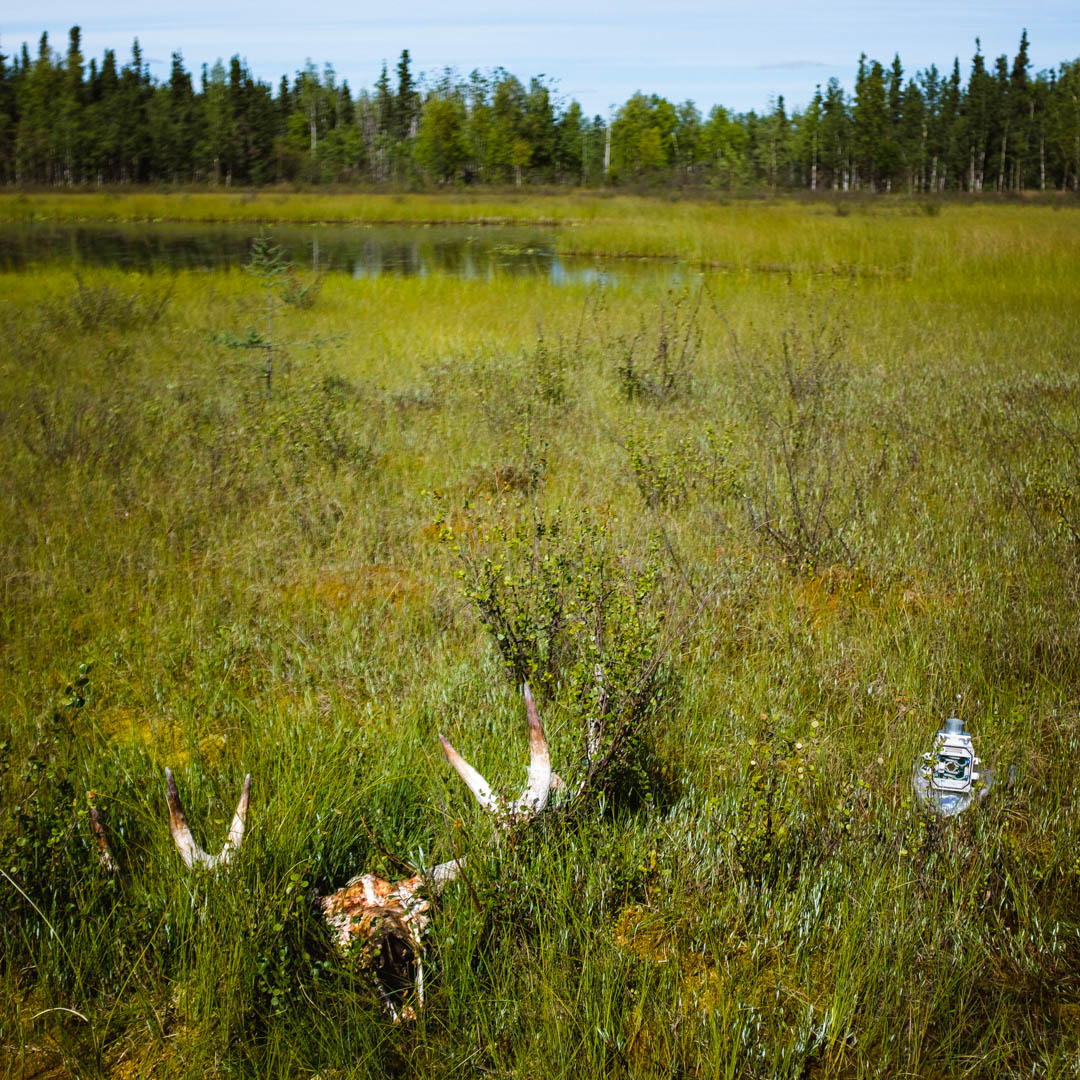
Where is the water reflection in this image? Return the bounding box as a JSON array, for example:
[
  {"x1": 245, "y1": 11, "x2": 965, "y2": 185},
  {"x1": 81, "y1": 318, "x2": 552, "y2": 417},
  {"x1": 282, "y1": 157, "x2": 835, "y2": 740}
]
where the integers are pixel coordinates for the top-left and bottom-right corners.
[{"x1": 0, "y1": 222, "x2": 675, "y2": 288}]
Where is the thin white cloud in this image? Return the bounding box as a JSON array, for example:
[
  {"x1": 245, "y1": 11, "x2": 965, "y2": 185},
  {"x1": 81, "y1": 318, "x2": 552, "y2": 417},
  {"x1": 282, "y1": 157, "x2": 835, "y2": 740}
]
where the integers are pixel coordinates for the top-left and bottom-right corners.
[{"x1": 756, "y1": 60, "x2": 830, "y2": 70}]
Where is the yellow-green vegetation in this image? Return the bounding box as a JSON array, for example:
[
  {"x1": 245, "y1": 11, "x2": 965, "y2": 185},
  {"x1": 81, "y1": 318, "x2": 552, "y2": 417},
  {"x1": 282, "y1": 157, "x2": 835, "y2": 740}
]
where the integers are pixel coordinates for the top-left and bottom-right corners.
[
  {"x1": 5, "y1": 189, "x2": 1080, "y2": 283},
  {"x1": 2, "y1": 199, "x2": 1080, "y2": 1078},
  {"x1": 0, "y1": 190, "x2": 593, "y2": 225}
]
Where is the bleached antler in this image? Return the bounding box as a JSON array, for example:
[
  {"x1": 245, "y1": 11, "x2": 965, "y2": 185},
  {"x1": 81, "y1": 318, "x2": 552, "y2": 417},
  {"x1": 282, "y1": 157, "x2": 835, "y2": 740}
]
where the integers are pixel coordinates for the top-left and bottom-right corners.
[
  {"x1": 165, "y1": 768, "x2": 251, "y2": 870},
  {"x1": 439, "y1": 683, "x2": 553, "y2": 822}
]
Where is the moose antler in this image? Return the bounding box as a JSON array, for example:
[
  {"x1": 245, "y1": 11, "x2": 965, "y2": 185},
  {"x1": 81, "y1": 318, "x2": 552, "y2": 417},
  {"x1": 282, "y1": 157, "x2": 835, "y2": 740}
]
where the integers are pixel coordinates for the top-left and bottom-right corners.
[
  {"x1": 85, "y1": 770, "x2": 251, "y2": 875},
  {"x1": 165, "y1": 768, "x2": 251, "y2": 869},
  {"x1": 438, "y1": 683, "x2": 553, "y2": 822}
]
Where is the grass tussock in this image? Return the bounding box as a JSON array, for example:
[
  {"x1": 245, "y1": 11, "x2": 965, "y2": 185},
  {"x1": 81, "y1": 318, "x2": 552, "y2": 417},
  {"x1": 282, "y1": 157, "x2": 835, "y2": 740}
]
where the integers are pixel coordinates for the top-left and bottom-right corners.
[{"x1": 2, "y1": 200, "x2": 1080, "y2": 1078}]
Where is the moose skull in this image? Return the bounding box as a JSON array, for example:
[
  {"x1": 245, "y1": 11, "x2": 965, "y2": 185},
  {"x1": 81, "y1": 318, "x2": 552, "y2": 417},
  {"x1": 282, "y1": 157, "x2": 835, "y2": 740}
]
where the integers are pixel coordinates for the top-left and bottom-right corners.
[{"x1": 156, "y1": 685, "x2": 555, "y2": 1020}]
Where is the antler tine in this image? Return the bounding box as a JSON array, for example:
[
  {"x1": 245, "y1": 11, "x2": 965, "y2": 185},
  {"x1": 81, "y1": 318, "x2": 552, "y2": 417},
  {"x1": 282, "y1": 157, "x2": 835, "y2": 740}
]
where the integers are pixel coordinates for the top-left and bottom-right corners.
[
  {"x1": 516, "y1": 683, "x2": 552, "y2": 816},
  {"x1": 225, "y1": 774, "x2": 252, "y2": 850},
  {"x1": 165, "y1": 768, "x2": 248, "y2": 870},
  {"x1": 438, "y1": 735, "x2": 502, "y2": 814},
  {"x1": 165, "y1": 767, "x2": 211, "y2": 868}
]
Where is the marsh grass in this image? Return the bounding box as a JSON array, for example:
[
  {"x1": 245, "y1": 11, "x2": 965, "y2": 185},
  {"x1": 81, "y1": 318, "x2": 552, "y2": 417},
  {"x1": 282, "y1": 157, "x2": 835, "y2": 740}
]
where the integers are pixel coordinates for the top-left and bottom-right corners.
[
  {"x1": 5, "y1": 190, "x2": 1079, "y2": 283},
  {"x1": 2, "y1": 200, "x2": 1080, "y2": 1077}
]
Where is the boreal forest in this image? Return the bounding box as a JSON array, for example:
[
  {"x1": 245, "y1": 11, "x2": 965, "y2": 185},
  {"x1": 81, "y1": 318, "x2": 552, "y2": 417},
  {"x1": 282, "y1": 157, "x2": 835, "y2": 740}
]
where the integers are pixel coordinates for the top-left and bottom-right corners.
[{"x1": 1, "y1": 27, "x2": 1079, "y2": 192}]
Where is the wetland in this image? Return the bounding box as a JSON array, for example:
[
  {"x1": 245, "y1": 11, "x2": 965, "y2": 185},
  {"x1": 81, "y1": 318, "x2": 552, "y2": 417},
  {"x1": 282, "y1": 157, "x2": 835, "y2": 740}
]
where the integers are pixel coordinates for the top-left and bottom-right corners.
[{"x1": 2, "y1": 192, "x2": 1079, "y2": 1079}]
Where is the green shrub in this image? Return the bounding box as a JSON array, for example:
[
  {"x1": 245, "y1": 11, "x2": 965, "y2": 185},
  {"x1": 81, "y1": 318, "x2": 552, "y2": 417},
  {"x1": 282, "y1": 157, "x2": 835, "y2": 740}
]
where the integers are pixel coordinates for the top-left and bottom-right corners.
[
  {"x1": 624, "y1": 424, "x2": 741, "y2": 511},
  {"x1": 733, "y1": 286, "x2": 865, "y2": 570},
  {"x1": 611, "y1": 288, "x2": 702, "y2": 403},
  {"x1": 437, "y1": 496, "x2": 670, "y2": 806}
]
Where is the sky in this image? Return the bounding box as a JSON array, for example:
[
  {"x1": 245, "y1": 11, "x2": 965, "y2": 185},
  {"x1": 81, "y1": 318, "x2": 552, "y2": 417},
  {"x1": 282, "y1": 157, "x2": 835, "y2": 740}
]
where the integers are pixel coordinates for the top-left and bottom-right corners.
[{"x1": 4, "y1": 1, "x2": 1078, "y2": 117}]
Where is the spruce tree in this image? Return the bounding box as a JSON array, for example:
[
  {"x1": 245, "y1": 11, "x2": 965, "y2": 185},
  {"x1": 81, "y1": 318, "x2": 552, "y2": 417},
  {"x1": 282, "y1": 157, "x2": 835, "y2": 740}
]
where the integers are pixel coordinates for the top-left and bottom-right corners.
[
  {"x1": 163, "y1": 52, "x2": 196, "y2": 182},
  {"x1": 0, "y1": 41, "x2": 15, "y2": 183},
  {"x1": 1008, "y1": 30, "x2": 1032, "y2": 189},
  {"x1": 58, "y1": 26, "x2": 85, "y2": 183},
  {"x1": 394, "y1": 49, "x2": 418, "y2": 142},
  {"x1": 554, "y1": 99, "x2": 584, "y2": 183},
  {"x1": 118, "y1": 40, "x2": 153, "y2": 182},
  {"x1": 900, "y1": 79, "x2": 926, "y2": 191},
  {"x1": 523, "y1": 77, "x2": 556, "y2": 178},
  {"x1": 884, "y1": 55, "x2": 904, "y2": 188},
  {"x1": 965, "y1": 42, "x2": 994, "y2": 190},
  {"x1": 853, "y1": 55, "x2": 888, "y2": 189},
  {"x1": 917, "y1": 66, "x2": 942, "y2": 191},
  {"x1": 820, "y1": 77, "x2": 850, "y2": 190}
]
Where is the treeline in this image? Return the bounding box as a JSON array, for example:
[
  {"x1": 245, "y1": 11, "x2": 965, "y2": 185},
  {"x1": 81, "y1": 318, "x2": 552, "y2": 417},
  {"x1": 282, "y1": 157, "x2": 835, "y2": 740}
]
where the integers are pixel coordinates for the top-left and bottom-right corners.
[{"x1": 1, "y1": 26, "x2": 1079, "y2": 191}]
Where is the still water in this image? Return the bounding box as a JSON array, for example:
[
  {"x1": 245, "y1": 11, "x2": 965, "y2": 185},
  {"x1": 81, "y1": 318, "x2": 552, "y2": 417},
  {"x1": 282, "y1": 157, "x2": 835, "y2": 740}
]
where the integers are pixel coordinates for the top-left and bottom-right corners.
[{"x1": 0, "y1": 222, "x2": 692, "y2": 288}]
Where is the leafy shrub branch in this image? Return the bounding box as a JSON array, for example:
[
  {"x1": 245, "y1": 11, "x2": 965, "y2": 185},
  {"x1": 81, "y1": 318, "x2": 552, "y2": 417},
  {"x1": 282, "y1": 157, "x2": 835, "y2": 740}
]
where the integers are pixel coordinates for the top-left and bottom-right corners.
[{"x1": 623, "y1": 424, "x2": 742, "y2": 511}]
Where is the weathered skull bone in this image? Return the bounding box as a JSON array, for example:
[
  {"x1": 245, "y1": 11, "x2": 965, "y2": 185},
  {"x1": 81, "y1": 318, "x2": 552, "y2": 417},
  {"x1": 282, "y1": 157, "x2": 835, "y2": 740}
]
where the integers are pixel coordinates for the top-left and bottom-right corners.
[{"x1": 156, "y1": 685, "x2": 555, "y2": 1020}]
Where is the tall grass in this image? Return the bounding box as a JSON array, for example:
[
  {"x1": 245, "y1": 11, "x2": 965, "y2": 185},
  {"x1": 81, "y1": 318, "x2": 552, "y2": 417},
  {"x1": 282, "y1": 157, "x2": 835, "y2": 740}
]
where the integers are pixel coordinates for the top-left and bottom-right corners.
[
  {"x1": 2, "y1": 201, "x2": 1079, "y2": 1077},
  {"x1": 0, "y1": 190, "x2": 596, "y2": 226}
]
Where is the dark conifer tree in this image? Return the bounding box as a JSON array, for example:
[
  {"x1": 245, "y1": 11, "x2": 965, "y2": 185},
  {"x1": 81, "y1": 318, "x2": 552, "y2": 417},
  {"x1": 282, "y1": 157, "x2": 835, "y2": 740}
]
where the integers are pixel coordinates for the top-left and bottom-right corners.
[
  {"x1": 118, "y1": 40, "x2": 153, "y2": 182},
  {"x1": 884, "y1": 54, "x2": 904, "y2": 188},
  {"x1": 964, "y1": 42, "x2": 995, "y2": 189},
  {"x1": 1008, "y1": 30, "x2": 1032, "y2": 189},
  {"x1": 0, "y1": 41, "x2": 16, "y2": 183},
  {"x1": 940, "y1": 58, "x2": 965, "y2": 188},
  {"x1": 15, "y1": 33, "x2": 57, "y2": 183},
  {"x1": 276, "y1": 74, "x2": 292, "y2": 129},
  {"x1": 490, "y1": 70, "x2": 528, "y2": 182},
  {"x1": 763, "y1": 95, "x2": 791, "y2": 187},
  {"x1": 464, "y1": 69, "x2": 492, "y2": 181},
  {"x1": 394, "y1": 49, "x2": 419, "y2": 141},
  {"x1": 899, "y1": 78, "x2": 926, "y2": 191},
  {"x1": 338, "y1": 80, "x2": 356, "y2": 128},
  {"x1": 1029, "y1": 69, "x2": 1051, "y2": 190},
  {"x1": 57, "y1": 26, "x2": 85, "y2": 183},
  {"x1": 820, "y1": 77, "x2": 850, "y2": 189},
  {"x1": 554, "y1": 99, "x2": 584, "y2": 183},
  {"x1": 917, "y1": 65, "x2": 942, "y2": 190},
  {"x1": 94, "y1": 49, "x2": 122, "y2": 181},
  {"x1": 159, "y1": 52, "x2": 197, "y2": 182},
  {"x1": 374, "y1": 61, "x2": 393, "y2": 137},
  {"x1": 853, "y1": 55, "x2": 888, "y2": 188},
  {"x1": 245, "y1": 76, "x2": 277, "y2": 184},
  {"x1": 674, "y1": 100, "x2": 703, "y2": 178},
  {"x1": 522, "y1": 77, "x2": 556, "y2": 178}
]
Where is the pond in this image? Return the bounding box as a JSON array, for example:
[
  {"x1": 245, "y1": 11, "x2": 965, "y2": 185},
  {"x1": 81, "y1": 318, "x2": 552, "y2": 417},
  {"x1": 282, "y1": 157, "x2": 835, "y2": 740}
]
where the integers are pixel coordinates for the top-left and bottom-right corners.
[{"x1": 0, "y1": 222, "x2": 695, "y2": 289}]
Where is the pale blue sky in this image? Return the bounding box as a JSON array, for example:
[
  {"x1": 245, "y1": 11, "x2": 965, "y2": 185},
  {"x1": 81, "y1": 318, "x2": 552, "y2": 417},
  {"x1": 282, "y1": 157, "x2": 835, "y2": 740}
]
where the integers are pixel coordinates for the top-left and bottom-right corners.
[{"x1": 4, "y1": 1, "x2": 1078, "y2": 117}]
